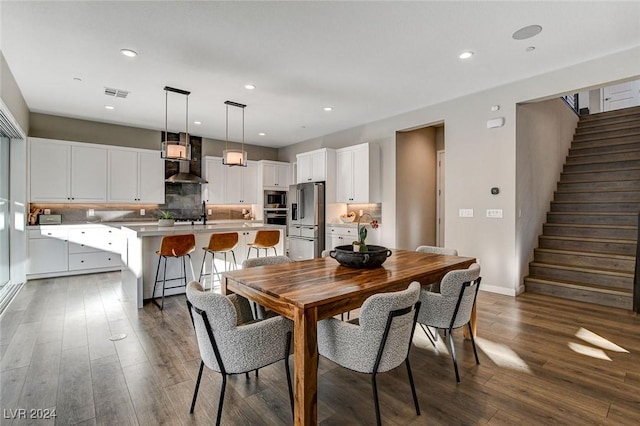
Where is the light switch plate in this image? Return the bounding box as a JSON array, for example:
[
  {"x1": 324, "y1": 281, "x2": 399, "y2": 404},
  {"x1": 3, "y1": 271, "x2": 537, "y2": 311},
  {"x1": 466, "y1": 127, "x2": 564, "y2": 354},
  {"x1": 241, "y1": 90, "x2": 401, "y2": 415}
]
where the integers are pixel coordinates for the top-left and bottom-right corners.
[
  {"x1": 459, "y1": 208, "x2": 474, "y2": 218},
  {"x1": 140, "y1": 209, "x2": 145, "y2": 216},
  {"x1": 88, "y1": 209, "x2": 95, "y2": 216},
  {"x1": 486, "y1": 209, "x2": 503, "y2": 218},
  {"x1": 208, "y1": 209, "x2": 212, "y2": 215}
]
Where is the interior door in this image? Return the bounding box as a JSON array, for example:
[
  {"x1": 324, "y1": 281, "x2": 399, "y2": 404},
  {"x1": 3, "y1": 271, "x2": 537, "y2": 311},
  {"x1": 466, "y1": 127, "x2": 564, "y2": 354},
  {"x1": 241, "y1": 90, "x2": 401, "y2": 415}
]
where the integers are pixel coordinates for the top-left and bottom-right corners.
[
  {"x1": 0, "y1": 137, "x2": 9, "y2": 288},
  {"x1": 603, "y1": 80, "x2": 640, "y2": 112}
]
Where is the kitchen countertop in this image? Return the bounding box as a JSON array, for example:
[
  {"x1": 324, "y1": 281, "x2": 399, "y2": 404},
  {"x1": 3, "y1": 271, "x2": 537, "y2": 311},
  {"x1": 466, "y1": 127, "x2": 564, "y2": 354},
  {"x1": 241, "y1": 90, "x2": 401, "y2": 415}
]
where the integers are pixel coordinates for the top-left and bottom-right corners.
[
  {"x1": 27, "y1": 219, "x2": 264, "y2": 230},
  {"x1": 121, "y1": 222, "x2": 285, "y2": 237},
  {"x1": 326, "y1": 222, "x2": 381, "y2": 228}
]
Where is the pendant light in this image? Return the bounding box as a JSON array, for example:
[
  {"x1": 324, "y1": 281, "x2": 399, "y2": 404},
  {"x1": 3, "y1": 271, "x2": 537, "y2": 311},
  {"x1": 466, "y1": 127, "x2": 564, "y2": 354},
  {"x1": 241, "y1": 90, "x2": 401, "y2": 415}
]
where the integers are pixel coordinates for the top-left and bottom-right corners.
[
  {"x1": 161, "y1": 86, "x2": 191, "y2": 161},
  {"x1": 222, "y1": 100, "x2": 248, "y2": 167}
]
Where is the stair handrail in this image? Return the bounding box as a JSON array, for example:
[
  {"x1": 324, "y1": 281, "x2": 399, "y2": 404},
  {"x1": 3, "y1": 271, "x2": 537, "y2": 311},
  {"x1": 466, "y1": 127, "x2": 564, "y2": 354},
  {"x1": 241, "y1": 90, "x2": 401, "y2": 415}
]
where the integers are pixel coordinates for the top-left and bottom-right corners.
[
  {"x1": 634, "y1": 212, "x2": 640, "y2": 313},
  {"x1": 561, "y1": 94, "x2": 580, "y2": 116}
]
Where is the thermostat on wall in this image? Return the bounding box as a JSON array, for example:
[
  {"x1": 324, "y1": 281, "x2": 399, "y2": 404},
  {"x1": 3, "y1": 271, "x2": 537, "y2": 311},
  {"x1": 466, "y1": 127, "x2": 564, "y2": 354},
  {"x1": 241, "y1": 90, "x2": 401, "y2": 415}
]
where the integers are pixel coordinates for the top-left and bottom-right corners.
[{"x1": 487, "y1": 117, "x2": 505, "y2": 128}]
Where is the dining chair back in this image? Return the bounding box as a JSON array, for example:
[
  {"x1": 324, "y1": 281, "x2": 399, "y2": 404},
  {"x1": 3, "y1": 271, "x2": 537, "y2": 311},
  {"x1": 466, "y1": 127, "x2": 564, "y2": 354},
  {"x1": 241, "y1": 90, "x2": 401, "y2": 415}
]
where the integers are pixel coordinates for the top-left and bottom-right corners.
[
  {"x1": 415, "y1": 245, "x2": 459, "y2": 293},
  {"x1": 317, "y1": 282, "x2": 422, "y2": 425},
  {"x1": 242, "y1": 255, "x2": 294, "y2": 319},
  {"x1": 416, "y1": 263, "x2": 481, "y2": 383},
  {"x1": 186, "y1": 281, "x2": 294, "y2": 424}
]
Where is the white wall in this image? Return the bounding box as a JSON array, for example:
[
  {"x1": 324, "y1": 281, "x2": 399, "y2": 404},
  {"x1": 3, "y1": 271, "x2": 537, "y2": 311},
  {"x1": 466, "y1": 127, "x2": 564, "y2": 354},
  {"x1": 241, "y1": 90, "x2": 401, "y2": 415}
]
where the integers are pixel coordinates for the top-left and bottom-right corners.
[
  {"x1": 515, "y1": 98, "x2": 579, "y2": 295},
  {"x1": 278, "y1": 46, "x2": 640, "y2": 296}
]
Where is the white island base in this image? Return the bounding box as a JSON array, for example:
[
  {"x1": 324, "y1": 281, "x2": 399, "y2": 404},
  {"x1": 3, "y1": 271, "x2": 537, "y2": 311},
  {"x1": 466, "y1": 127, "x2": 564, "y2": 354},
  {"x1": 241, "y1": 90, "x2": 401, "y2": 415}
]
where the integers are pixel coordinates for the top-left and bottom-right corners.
[{"x1": 121, "y1": 222, "x2": 285, "y2": 308}]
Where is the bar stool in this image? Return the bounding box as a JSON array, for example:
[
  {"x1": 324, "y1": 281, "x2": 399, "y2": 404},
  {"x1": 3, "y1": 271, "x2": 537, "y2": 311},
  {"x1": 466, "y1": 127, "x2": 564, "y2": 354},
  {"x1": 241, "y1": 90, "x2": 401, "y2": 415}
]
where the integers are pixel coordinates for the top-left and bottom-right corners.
[
  {"x1": 199, "y1": 232, "x2": 239, "y2": 290},
  {"x1": 152, "y1": 234, "x2": 196, "y2": 310},
  {"x1": 246, "y1": 230, "x2": 280, "y2": 258}
]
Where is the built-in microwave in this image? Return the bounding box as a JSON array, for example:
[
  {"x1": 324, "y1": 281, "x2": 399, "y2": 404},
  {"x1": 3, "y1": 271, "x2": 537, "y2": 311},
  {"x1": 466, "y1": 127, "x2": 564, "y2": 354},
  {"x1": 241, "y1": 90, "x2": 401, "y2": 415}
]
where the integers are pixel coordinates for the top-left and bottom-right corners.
[{"x1": 264, "y1": 190, "x2": 287, "y2": 209}]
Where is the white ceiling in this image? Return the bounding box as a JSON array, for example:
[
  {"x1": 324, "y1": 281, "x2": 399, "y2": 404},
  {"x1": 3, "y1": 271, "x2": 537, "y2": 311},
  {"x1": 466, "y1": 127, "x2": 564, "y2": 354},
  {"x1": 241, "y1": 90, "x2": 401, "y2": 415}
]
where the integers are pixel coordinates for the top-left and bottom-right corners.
[{"x1": 1, "y1": 1, "x2": 639, "y2": 148}]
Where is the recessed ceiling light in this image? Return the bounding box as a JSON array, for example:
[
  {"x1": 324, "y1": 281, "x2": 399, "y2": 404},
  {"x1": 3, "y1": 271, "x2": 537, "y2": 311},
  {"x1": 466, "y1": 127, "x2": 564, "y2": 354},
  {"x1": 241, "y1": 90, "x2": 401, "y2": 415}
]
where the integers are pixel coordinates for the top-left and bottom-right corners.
[
  {"x1": 73, "y1": 77, "x2": 82, "y2": 82},
  {"x1": 323, "y1": 107, "x2": 333, "y2": 111},
  {"x1": 194, "y1": 121, "x2": 201, "y2": 125},
  {"x1": 258, "y1": 132, "x2": 266, "y2": 136},
  {"x1": 526, "y1": 46, "x2": 536, "y2": 52},
  {"x1": 120, "y1": 48, "x2": 138, "y2": 57},
  {"x1": 104, "y1": 105, "x2": 114, "y2": 110},
  {"x1": 512, "y1": 25, "x2": 542, "y2": 40},
  {"x1": 244, "y1": 84, "x2": 256, "y2": 90},
  {"x1": 459, "y1": 51, "x2": 474, "y2": 60}
]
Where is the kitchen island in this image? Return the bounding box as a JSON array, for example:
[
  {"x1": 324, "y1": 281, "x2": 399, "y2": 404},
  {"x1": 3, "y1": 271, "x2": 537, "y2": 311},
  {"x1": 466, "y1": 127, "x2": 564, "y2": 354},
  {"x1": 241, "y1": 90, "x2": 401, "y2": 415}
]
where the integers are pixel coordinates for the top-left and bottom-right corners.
[{"x1": 121, "y1": 222, "x2": 285, "y2": 308}]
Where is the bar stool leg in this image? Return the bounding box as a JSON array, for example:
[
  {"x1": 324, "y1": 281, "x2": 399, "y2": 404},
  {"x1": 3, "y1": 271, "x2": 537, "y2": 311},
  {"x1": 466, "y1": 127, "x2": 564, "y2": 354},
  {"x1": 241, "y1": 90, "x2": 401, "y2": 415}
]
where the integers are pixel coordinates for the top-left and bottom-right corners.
[
  {"x1": 187, "y1": 254, "x2": 195, "y2": 283},
  {"x1": 231, "y1": 250, "x2": 237, "y2": 270},
  {"x1": 152, "y1": 255, "x2": 162, "y2": 305},
  {"x1": 198, "y1": 251, "x2": 208, "y2": 284},
  {"x1": 161, "y1": 256, "x2": 168, "y2": 310},
  {"x1": 272, "y1": 247, "x2": 277, "y2": 256}
]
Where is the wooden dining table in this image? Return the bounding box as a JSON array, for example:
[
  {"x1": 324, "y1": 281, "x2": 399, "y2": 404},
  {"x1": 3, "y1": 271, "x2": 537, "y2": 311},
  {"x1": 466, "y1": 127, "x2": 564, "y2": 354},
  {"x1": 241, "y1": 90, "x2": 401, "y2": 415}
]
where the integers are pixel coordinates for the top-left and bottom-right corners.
[{"x1": 222, "y1": 249, "x2": 476, "y2": 425}]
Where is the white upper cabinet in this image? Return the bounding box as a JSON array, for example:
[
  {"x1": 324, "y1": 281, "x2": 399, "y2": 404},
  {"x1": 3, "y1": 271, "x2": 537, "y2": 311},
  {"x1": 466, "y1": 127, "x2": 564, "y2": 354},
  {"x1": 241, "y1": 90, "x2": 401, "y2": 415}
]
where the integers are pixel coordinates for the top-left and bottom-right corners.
[
  {"x1": 260, "y1": 160, "x2": 290, "y2": 189},
  {"x1": 335, "y1": 143, "x2": 380, "y2": 203},
  {"x1": 226, "y1": 161, "x2": 258, "y2": 204},
  {"x1": 297, "y1": 148, "x2": 335, "y2": 183},
  {"x1": 30, "y1": 138, "x2": 107, "y2": 203},
  {"x1": 108, "y1": 148, "x2": 164, "y2": 203},
  {"x1": 203, "y1": 157, "x2": 258, "y2": 204},
  {"x1": 202, "y1": 157, "x2": 226, "y2": 204},
  {"x1": 137, "y1": 150, "x2": 165, "y2": 203}
]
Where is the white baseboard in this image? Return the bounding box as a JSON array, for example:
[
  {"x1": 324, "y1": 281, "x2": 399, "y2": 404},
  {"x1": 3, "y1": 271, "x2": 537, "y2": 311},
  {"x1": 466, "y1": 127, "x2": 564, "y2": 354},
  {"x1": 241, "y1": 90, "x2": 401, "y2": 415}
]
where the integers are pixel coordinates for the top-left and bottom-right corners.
[{"x1": 479, "y1": 283, "x2": 520, "y2": 297}]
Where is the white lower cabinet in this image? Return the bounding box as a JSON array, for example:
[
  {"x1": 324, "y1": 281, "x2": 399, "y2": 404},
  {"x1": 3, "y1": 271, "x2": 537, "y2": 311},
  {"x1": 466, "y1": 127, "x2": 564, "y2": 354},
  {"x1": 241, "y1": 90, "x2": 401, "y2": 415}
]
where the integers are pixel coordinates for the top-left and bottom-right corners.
[
  {"x1": 28, "y1": 229, "x2": 69, "y2": 275},
  {"x1": 326, "y1": 225, "x2": 380, "y2": 251},
  {"x1": 27, "y1": 225, "x2": 123, "y2": 278},
  {"x1": 326, "y1": 226, "x2": 358, "y2": 251}
]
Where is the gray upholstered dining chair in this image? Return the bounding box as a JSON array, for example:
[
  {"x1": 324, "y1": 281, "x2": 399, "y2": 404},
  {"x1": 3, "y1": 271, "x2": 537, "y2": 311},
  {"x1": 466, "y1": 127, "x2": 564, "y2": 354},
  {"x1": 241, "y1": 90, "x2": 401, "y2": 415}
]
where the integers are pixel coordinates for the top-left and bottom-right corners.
[
  {"x1": 415, "y1": 245, "x2": 459, "y2": 293},
  {"x1": 185, "y1": 282, "x2": 293, "y2": 425},
  {"x1": 241, "y1": 255, "x2": 294, "y2": 319},
  {"x1": 416, "y1": 263, "x2": 481, "y2": 383},
  {"x1": 317, "y1": 282, "x2": 422, "y2": 426}
]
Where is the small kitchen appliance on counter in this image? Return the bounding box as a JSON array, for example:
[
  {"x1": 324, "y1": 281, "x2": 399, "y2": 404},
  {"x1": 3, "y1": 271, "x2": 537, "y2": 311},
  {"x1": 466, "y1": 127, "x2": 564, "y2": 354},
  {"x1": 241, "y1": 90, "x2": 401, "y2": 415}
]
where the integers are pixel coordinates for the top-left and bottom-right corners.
[{"x1": 38, "y1": 214, "x2": 62, "y2": 225}]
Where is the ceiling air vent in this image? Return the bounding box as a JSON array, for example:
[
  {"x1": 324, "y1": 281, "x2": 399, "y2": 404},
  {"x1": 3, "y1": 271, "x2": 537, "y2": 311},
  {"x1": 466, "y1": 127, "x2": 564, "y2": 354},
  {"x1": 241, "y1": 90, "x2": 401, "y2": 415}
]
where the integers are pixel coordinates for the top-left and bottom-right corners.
[{"x1": 104, "y1": 87, "x2": 130, "y2": 98}]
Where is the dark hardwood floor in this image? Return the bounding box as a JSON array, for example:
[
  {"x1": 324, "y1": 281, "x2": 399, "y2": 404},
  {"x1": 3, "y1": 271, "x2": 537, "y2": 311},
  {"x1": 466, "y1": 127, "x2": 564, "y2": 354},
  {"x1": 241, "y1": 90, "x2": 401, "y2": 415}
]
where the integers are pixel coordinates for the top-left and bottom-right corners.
[{"x1": 1, "y1": 272, "x2": 639, "y2": 425}]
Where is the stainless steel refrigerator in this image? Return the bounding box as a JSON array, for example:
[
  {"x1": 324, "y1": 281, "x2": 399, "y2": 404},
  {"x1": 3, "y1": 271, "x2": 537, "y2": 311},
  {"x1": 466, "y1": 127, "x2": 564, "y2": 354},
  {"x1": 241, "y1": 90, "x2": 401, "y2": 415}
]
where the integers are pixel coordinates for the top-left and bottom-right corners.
[{"x1": 288, "y1": 182, "x2": 325, "y2": 260}]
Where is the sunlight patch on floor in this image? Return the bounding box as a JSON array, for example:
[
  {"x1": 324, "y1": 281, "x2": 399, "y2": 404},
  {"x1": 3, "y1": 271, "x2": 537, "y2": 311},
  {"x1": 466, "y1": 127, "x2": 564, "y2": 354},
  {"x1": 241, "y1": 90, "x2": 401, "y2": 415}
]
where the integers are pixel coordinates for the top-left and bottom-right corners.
[
  {"x1": 568, "y1": 342, "x2": 612, "y2": 361},
  {"x1": 575, "y1": 328, "x2": 629, "y2": 353},
  {"x1": 412, "y1": 326, "x2": 450, "y2": 354},
  {"x1": 475, "y1": 337, "x2": 532, "y2": 374}
]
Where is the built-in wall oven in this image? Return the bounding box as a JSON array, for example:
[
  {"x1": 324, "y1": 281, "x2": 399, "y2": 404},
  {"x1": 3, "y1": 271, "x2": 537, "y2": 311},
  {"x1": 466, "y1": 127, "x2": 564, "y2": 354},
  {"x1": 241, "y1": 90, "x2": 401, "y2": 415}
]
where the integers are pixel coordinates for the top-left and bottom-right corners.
[{"x1": 264, "y1": 209, "x2": 287, "y2": 227}]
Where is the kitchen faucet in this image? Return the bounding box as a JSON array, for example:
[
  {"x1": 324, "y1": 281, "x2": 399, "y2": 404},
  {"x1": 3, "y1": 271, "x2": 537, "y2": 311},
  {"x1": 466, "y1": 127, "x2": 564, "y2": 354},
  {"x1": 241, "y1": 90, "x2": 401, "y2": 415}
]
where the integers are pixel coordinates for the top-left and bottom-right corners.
[{"x1": 201, "y1": 201, "x2": 207, "y2": 225}]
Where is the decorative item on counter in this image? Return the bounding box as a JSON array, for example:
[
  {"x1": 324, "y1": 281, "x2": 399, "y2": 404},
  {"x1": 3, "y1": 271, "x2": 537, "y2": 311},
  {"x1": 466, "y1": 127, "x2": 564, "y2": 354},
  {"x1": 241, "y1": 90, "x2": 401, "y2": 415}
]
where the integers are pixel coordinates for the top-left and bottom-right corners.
[
  {"x1": 28, "y1": 207, "x2": 44, "y2": 226},
  {"x1": 157, "y1": 210, "x2": 175, "y2": 227},
  {"x1": 242, "y1": 208, "x2": 252, "y2": 220},
  {"x1": 339, "y1": 211, "x2": 356, "y2": 223}
]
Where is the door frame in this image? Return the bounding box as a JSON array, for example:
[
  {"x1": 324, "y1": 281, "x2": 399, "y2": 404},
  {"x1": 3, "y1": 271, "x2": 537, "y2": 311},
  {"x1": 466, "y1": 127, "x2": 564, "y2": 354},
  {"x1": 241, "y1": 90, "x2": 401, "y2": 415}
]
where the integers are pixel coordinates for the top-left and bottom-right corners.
[{"x1": 436, "y1": 150, "x2": 445, "y2": 247}]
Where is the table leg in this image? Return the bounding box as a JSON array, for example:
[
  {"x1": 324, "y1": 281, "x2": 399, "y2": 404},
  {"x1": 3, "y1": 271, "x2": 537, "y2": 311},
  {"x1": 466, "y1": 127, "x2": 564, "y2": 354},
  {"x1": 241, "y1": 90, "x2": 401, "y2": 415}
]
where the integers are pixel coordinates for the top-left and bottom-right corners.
[
  {"x1": 293, "y1": 306, "x2": 318, "y2": 426},
  {"x1": 463, "y1": 303, "x2": 477, "y2": 340}
]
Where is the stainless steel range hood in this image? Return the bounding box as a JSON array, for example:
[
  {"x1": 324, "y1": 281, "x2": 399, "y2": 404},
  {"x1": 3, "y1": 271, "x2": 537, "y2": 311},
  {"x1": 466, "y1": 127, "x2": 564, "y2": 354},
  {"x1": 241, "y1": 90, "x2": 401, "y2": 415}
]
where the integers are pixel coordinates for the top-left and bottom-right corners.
[
  {"x1": 165, "y1": 160, "x2": 208, "y2": 184},
  {"x1": 165, "y1": 133, "x2": 208, "y2": 184}
]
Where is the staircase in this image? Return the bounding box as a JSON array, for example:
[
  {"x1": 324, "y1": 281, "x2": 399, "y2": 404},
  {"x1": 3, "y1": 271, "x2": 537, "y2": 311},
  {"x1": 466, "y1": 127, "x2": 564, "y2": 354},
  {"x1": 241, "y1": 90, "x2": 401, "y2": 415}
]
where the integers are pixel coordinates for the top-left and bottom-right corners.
[{"x1": 524, "y1": 106, "x2": 640, "y2": 310}]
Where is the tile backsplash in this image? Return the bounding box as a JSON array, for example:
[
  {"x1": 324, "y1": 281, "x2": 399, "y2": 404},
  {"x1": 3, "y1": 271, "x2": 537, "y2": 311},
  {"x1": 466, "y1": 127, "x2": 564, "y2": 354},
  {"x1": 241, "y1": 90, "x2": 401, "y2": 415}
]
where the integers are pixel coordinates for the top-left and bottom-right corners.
[{"x1": 29, "y1": 203, "x2": 251, "y2": 224}]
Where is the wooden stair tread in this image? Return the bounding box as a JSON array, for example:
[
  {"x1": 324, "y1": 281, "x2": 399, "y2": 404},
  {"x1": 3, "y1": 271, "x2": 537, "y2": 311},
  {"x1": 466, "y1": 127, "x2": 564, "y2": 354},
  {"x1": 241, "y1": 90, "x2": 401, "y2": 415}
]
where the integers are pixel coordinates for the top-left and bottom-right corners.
[
  {"x1": 540, "y1": 235, "x2": 636, "y2": 244},
  {"x1": 555, "y1": 188, "x2": 640, "y2": 194},
  {"x1": 543, "y1": 223, "x2": 637, "y2": 230},
  {"x1": 580, "y1": 106, "x2": 640, "y2": 119},
  {"x1": 576, "y1": 124, "x2": 640, "y2": 135},
  {"x1": 568, "y1": 147, "x2": 640, "y2": 158},
  {"x1": 562, "y1": 166, "x2": 640, "y2": 174},
  {"x1": 547, "y1": 211, "x2": 635, "y2": 216},
  {"x1": 533, "y1": 247, "x2": 635, "y2": 260},
  {"x1": 529, "y1": 261, "x2": 633, "y2": 277},
  {"x1": 524, "y1": 277, "x2": 632, "y2": 296}
]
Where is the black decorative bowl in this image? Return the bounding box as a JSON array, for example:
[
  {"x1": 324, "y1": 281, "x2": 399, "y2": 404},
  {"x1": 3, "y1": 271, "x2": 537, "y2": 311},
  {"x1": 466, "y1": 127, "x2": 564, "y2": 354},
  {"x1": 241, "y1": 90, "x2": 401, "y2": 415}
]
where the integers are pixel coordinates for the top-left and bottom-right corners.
[{"x1": 329, "y1": 245, "x2": 392, "y2": 269}]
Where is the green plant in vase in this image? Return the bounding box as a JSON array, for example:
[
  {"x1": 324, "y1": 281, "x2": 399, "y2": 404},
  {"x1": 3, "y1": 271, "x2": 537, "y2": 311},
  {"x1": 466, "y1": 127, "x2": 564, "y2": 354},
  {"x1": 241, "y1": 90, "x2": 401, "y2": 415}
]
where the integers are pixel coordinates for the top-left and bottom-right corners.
[{"x1": 353, "y1": 213, "x2": 379, "y2": 252}]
